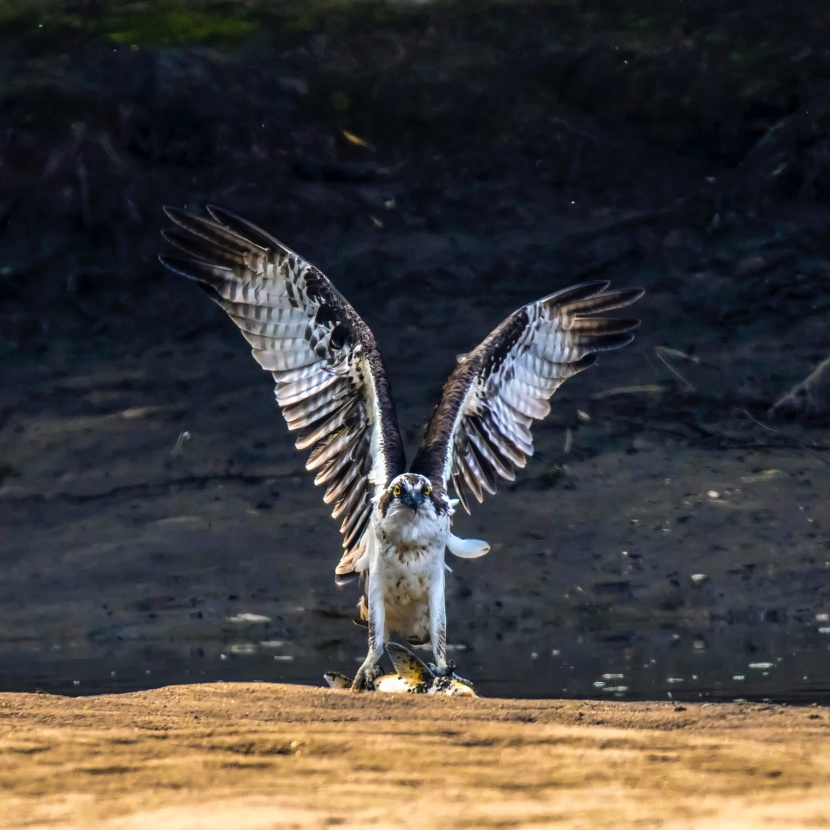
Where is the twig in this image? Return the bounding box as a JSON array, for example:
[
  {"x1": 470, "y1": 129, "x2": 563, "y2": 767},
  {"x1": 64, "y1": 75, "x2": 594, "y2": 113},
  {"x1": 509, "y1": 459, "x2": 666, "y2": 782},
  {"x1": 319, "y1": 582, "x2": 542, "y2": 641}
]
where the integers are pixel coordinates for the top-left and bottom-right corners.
[
  {"x1": 171, "y1": 431, "x2": 191, "y2": 456},
  {"x1": 731, "y1": 408, "x2": 830, "y2": 466},
  {"x1": 77, "y1": 161, "x2": 92, "y2": 228},
  {"x1": 590, "y1": 384, "x2": 665, "y2": 400},
  {"x1": 654, "y1": 346, "x2": 697, "y2": 392},
  {"x1": 565, "y1": 209, "x2": 674, "y2": 241},
  {"x1": 603, "y1": 415, "x2": 701, "y2": 441},
  {"x1": 607, "y1": 413, "x2": 830, "y2": 465},
  {"x1": 1, "y1": 473, "x2": 286, "y2": 506},
  {"x1": 731, "y1": 407, "x2": 779, "y2": 434}
]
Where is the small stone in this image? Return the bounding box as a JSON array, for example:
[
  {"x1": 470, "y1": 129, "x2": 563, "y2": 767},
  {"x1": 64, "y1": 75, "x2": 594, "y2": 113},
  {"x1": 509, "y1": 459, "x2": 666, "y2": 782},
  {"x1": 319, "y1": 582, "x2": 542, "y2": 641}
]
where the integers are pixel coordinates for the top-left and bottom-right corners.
[
  {"x1": 707, "y1": 490, "x2": 720, "y2": 499},
  {"x1": 226, "y1": 612, "x2": 272, "y2": 624}
]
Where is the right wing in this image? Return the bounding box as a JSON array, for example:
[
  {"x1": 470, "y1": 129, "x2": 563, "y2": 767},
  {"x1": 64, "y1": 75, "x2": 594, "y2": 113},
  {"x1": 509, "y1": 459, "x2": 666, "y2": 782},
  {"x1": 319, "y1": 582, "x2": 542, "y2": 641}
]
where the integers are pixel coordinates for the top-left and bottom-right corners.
[
  {"x1": 159, "y1": 206, "x2": 406, "y2": 575},
  {"x1": 411, "y1": 281, "x2": 643, "y2": 513}
]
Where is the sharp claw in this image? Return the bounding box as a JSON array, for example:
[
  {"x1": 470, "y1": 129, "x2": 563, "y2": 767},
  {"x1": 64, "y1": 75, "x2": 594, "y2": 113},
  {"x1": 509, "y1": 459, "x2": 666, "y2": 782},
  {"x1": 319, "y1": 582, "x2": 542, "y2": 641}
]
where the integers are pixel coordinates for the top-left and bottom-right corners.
[{"x1": 350, "y1": 665, "x2": 381, "y2": 692}]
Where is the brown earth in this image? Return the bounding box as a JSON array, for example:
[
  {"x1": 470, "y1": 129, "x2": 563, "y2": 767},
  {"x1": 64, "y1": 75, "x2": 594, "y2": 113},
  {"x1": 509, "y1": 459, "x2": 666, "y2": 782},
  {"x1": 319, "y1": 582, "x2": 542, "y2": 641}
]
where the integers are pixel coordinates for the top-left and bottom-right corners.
[
  {"x1": 1, "y1": 684, "x2": 829, "y2": 830},
  {"x1": 2, "y1": 1, "x2": 830, "y2": 703}
]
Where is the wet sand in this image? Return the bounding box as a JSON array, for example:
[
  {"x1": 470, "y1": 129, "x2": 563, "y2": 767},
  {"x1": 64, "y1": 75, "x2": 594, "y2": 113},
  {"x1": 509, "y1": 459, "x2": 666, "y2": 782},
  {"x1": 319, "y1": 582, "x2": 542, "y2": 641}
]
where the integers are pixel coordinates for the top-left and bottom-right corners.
[{"x1": 1, "y1": 684, "x2": 828, "y2": 829}]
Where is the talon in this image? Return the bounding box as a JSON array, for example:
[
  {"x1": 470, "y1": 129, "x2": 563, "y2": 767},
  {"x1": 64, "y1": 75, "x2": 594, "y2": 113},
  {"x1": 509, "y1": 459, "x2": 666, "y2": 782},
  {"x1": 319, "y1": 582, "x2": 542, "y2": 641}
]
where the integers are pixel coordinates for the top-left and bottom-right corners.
[
  {"x1": 351, "y1": 665, "x2": 382, "y2": 692},
  {"x1": 428, "y1": 661, "x2": 456, "y2": 678}
]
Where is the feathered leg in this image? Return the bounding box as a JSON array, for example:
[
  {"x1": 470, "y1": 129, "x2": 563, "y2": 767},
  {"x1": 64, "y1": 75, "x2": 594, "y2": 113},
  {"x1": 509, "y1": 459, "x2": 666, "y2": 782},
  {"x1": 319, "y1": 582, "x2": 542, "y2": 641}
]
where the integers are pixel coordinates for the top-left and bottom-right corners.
[
  {"x1": 428, "y1": 565, "x2": 448, "y2": 673},
  {"x1": 351, "y1": 569, "x2": 386, "y2": 691}
]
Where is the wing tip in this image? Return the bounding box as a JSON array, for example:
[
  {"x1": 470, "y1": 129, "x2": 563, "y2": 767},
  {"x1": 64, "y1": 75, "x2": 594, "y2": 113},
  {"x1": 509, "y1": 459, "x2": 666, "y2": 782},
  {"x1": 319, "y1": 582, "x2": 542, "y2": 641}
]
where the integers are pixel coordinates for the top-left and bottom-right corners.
[
  {"x1": 162, "y1": 204, "x2": 192, "y2": 226},
  {"x1": 543, "y1": 281, "x2": 611, "y2": 306},
  {"x1": 597, "y1": 331, "x2": 637, "y2": 352},
  {"x1": 157, "y1": 252, "x2": 189, "y2": 275},
  {"x1": 159, "y1": 228, "x2": 193, "y2": 253},
  {"x1": 612, "y1": 287, "x2": 646, "y2": 307},
  {"x1": 545, "y1": 283, "x2": 645, "y2": 315},
  {"x1": 205, "y1": 204, "x2": 235, "y2": 226}
]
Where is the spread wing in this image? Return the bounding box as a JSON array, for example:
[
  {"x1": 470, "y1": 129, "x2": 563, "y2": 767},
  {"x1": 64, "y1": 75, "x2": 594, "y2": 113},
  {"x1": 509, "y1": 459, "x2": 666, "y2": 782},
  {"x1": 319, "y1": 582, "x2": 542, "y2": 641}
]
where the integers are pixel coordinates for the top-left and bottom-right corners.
[
  {"x1": 410, "y1": 281, "x2": 643, "y2": 512},
  {"x1": 159, "y1": 206, "x2": 406, "y2": 575}
]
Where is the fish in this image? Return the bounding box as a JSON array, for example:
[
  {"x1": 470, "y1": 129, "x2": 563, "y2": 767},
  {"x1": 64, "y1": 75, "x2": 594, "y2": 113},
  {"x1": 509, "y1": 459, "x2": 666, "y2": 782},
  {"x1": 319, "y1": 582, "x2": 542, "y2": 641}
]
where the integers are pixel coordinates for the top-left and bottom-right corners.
[{"x1": 324, "y1": 642, "x2": 477, "y2": 697}]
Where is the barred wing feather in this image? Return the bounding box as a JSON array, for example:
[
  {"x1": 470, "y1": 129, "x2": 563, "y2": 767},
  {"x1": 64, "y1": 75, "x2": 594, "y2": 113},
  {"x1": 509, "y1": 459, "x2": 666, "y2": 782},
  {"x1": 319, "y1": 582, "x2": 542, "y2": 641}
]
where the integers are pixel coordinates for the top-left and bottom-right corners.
[
  {"x1": 411, "y1": 281, "x2": 643, "y2": 512},
  {"x1": 160, "y1": 206, "x2": 406, "y2": 575}
]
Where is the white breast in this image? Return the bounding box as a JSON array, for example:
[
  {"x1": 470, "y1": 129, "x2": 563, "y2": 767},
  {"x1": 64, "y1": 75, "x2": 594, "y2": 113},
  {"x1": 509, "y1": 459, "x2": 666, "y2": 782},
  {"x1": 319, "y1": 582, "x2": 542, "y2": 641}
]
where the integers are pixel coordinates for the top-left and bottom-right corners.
[
  {"x1": 370, "y1": 502, "x2": 450, "y2": 641},
  {"x1": 378, "y1": 501, "x2": 448, "y2": 548}
]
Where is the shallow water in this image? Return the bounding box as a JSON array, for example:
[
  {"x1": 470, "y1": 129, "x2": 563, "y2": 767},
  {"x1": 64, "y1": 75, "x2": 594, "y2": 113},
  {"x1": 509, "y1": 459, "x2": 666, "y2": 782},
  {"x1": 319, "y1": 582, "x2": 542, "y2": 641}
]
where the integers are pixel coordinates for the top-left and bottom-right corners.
[{"x1": 3, "y1": 619, "x2": 827, "y2": 704}]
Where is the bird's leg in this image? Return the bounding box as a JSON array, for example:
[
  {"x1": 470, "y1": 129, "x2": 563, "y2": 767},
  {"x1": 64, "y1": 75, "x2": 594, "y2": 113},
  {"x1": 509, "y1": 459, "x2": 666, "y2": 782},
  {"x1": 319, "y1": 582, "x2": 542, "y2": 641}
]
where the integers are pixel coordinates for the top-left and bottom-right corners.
[
  {"x1": 428, "y1": 659, "x2": 457, "y2": 678},
  {"x1": 365, "y1": 665, "x2": 384, "y2": 691},
  {"x1": 351, "y1": 571, "x2": 386, "y2": 691},
  {"x1": 428, "y1": 564, "x2": 448, "y2": 674}
]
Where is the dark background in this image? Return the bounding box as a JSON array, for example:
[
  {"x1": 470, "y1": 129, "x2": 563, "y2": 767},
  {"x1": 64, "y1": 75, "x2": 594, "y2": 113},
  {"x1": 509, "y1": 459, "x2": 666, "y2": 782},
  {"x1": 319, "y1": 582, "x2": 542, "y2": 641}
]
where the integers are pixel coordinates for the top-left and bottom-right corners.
[{"x1": 1, "y1": 0, "x2": 830, "y2": 701}]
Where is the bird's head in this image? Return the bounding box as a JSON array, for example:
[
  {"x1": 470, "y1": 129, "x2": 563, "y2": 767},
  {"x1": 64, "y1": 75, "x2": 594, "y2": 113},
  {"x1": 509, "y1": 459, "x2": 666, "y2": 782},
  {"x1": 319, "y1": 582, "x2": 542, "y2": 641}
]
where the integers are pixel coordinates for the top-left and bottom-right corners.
[{"x1": 386, "y1": 473, "x2": 433, "y2": 513}]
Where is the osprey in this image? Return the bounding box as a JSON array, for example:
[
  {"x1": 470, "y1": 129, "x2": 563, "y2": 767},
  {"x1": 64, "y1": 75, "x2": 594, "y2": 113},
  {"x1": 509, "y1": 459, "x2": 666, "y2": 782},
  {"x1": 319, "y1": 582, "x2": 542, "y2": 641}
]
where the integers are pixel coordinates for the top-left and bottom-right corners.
[{"x1": 160, "y1": 206, "x2": 643, "y2": 690}]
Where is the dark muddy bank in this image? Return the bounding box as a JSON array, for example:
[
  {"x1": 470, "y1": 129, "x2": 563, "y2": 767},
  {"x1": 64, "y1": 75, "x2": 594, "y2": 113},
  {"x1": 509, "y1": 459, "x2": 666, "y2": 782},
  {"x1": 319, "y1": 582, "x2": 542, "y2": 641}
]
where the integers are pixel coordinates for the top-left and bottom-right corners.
[{"x1": 1, "y1": 1, "x2": 829, "y2": 700}]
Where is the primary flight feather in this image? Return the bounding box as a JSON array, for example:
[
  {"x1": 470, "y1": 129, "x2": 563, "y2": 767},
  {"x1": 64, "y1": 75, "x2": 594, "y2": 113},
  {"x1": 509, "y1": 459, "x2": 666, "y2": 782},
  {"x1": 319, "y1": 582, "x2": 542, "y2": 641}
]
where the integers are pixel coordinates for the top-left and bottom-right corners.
[{"x1": 160, "y1": 206, "x2": 643, "y2": 689}]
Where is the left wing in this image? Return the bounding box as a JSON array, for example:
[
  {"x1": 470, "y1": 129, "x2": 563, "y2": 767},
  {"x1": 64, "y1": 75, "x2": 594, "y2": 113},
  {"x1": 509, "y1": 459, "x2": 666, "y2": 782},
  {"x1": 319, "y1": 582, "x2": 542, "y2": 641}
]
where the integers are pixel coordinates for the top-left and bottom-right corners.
[
  {"x1": 410, "y1": 281, "x2": 643, "y2": 512},
  {"x1": 159, "y1": 206, "x2": 406, "y2": 576}
]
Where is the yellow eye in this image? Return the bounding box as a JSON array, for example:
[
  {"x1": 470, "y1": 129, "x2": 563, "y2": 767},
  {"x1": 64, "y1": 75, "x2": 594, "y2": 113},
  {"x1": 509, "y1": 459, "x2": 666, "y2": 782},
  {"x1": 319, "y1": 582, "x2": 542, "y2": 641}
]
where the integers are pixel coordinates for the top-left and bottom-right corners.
[
  {"x1": 392, "y1": 484, "x2": 402, "y2": 497},
  {"x1": 423, "y1": 484, "x2": 432, "y2": 496}
]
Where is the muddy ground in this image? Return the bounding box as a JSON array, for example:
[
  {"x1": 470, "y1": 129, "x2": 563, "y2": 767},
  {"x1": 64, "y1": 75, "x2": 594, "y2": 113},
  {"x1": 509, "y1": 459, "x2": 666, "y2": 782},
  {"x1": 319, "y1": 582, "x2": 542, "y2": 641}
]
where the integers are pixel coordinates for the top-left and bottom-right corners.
[
  {"x1": 1, "y1": 684, "x2": 829, "y2": 829},
  {"x1": 2, "y1": 1, "x2": 830, "y2": 705}
]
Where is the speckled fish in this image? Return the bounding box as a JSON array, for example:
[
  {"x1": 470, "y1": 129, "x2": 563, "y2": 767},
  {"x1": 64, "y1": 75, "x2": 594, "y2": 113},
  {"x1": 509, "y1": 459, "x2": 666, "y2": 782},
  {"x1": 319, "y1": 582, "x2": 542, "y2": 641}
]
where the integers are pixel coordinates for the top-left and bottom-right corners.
[{"x1": 325, "y1": 642, "x2": 477, "y2": 697}]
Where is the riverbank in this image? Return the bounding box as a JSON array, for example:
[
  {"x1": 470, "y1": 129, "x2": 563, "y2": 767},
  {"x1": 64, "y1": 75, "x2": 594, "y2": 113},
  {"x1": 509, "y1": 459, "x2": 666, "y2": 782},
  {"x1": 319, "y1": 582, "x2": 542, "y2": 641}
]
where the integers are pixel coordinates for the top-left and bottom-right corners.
[{"x1": 1, "y1": 684, "x2": 828, "y2": 829}]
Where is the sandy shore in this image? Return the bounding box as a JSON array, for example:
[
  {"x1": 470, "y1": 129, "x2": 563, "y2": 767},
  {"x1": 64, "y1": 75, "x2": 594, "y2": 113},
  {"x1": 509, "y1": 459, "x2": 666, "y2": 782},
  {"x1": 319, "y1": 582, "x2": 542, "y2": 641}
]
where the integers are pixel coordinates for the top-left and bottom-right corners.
[{"x1": 1, "y1": 684, "x2": 828, "y2": 829}]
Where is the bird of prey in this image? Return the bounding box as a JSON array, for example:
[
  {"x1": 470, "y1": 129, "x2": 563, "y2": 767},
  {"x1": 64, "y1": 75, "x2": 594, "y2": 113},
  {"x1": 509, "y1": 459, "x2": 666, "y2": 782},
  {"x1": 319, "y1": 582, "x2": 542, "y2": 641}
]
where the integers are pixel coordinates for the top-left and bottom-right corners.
[{"x1": 160, "y1": 206, "x2": 643, "y2": 690}]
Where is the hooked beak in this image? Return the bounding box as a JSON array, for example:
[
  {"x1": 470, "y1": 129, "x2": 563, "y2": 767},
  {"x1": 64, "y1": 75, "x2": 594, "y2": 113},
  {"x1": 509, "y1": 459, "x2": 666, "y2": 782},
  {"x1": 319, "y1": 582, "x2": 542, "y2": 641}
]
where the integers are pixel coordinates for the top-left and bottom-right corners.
[{"x1": 400, "y1": 490, "x2": 425, "y2": 511}]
